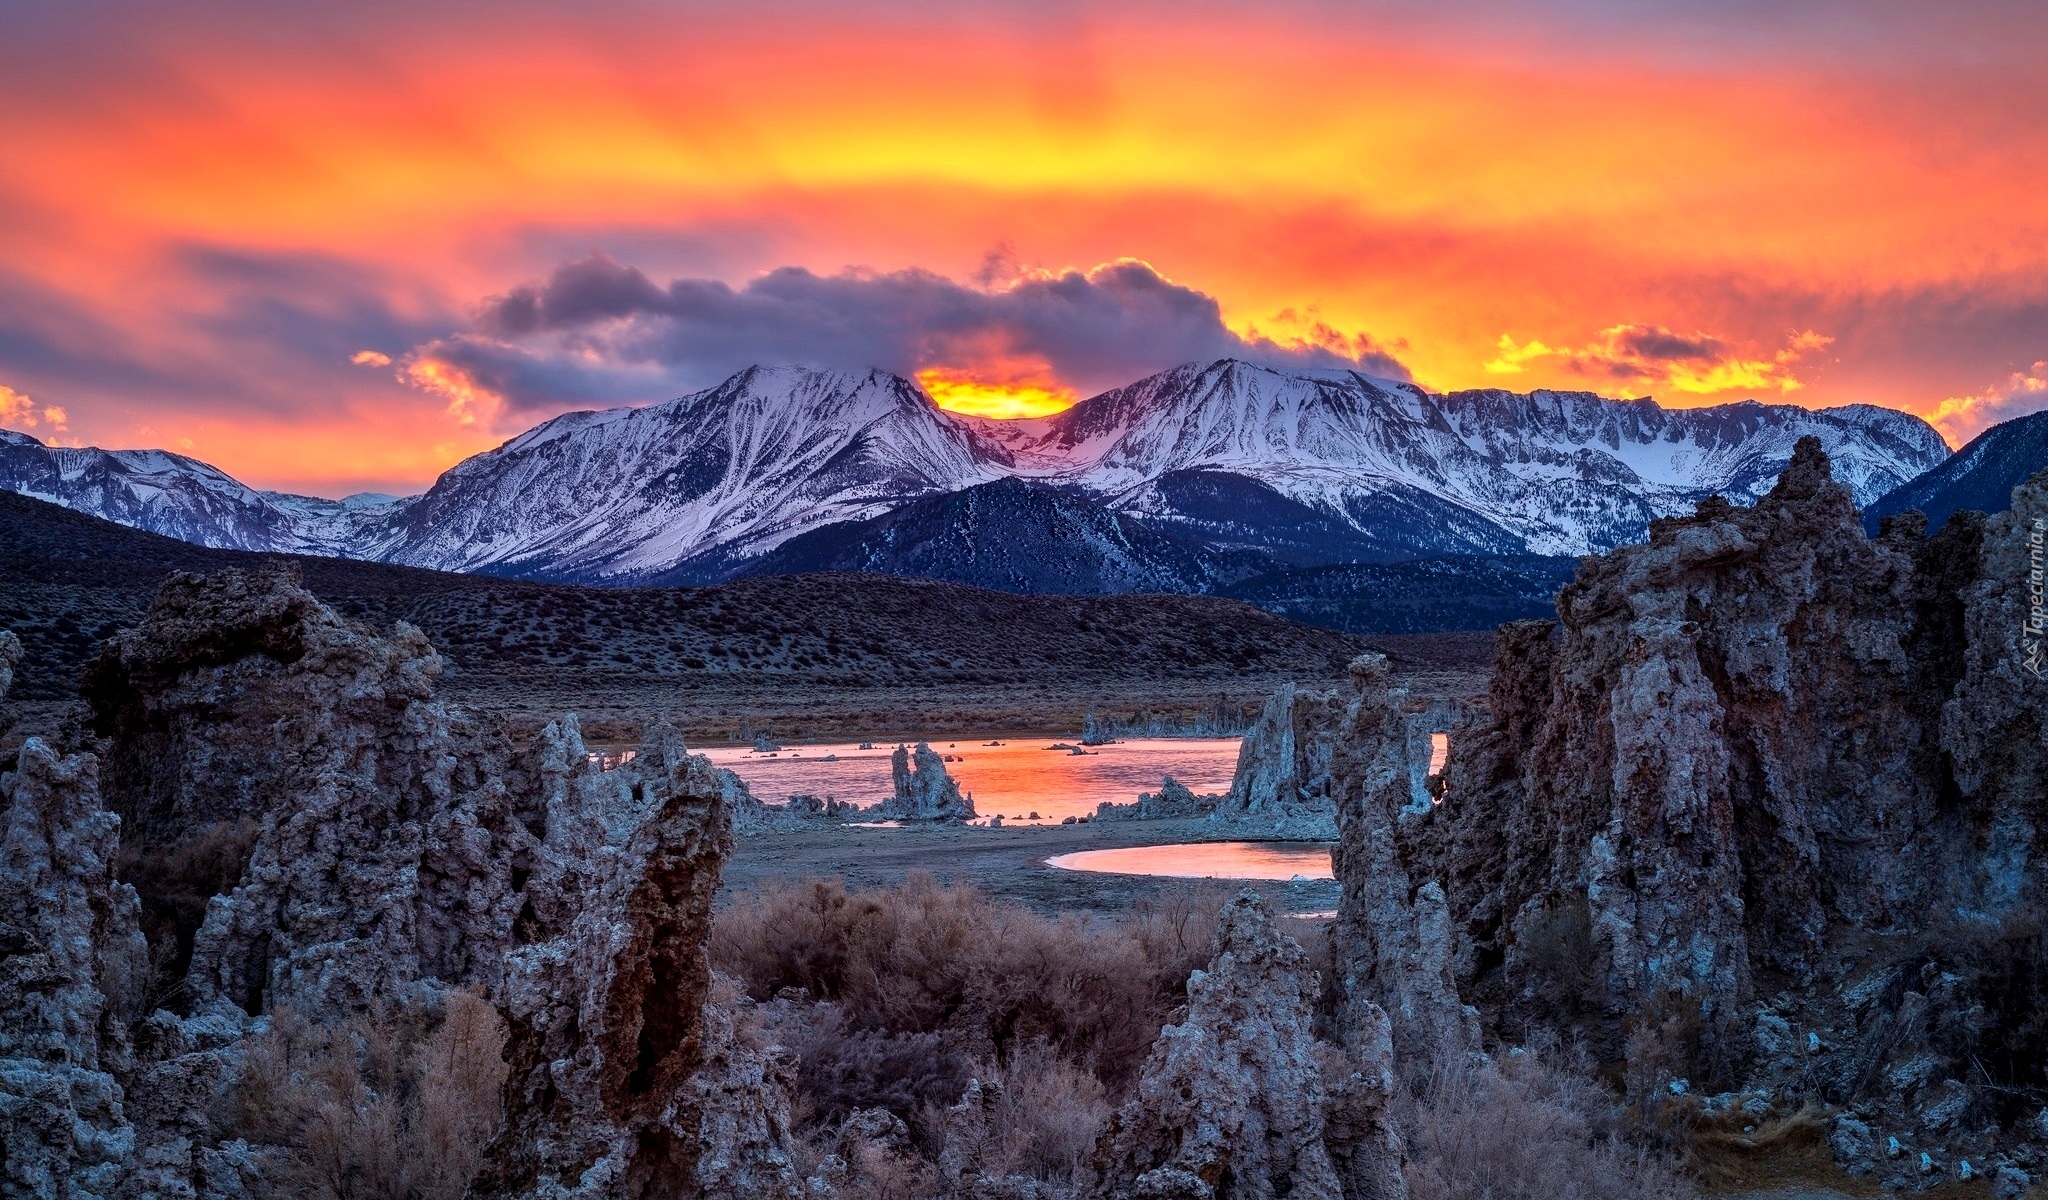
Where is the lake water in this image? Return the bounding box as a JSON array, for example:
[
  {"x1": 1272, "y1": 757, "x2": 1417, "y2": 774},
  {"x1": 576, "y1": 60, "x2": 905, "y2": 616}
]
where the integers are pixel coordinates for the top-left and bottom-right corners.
[
  {"x1": 698, "y1": 737, "x2": 1242, "y2": 823},
  {"x1": 1044, "y1": 842, "x2": 1336, "y2": 881}
]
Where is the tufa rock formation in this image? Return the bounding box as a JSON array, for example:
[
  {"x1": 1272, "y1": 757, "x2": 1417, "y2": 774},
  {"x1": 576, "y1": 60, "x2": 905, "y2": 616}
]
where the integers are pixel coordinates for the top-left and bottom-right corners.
[
  {"x1": 0, "y1": 737, "x2": 150, "y2": 1200},
  {"x1": 1091, "y1": 890, "x2": 1406, "y2": 1200},
  {"x1": 1207, "y1": 683, "x2": 1347, "y2": 839},
  {"x1": 876, "y1": 740, "x2": 977, "y2": 822},
  {"x1": 0, "y1": 565, "x2": 802, "y2": 1199},
  {"x1": 0, "y1": 627, "x2": 19, "y2": 716},
  {"x1": 1328, "y1": 653, "x2": 1478, "y2": 1069},
  {"x1": 1095, "y1": 776, "x2": 1223, "y2": 822},
  {"x1": 1335, "y1": 442, "x2": 2048, "y2": 1186}
]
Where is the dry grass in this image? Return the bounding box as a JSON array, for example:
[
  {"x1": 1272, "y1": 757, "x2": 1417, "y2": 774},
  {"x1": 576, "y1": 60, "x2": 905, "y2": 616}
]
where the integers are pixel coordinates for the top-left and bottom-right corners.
[
  {"x1": 1398, "y1": 1041, "x2": 1698, "y2": 1200},
  {"x1": 722, "y1": 876, "x2": 1716, "y2": 1198},
  {"x1": 223, "y1": 989, "x2": 508, "y2": 1200}
]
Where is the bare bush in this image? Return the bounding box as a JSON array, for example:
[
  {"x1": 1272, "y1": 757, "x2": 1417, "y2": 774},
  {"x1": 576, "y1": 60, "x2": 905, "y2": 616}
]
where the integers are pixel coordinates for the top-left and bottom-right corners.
[
  {"x1": 714, "y1": 874, "x2": 1197, "y2": 1089},
  {"x1": 1397, "y1": 1042, "x2": 1696, "y2": 1200},
  {"x1": 919, "y1": 1040, "x2": 1110, "y2": 1188},
  {"x1": 224, "y1": 989, "x2": 508, "y2": 1200}
]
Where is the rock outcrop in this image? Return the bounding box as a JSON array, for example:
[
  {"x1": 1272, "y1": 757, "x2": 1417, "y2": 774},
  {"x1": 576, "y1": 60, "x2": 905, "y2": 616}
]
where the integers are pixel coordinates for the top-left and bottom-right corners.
[
  {"x1": 1095, "y1": 776, "x2": 1223, "y2": 822},
  {"x1": 0, "y1": 626, "x2": 20, "y2": 707},
  {"x1": 1208, "y1": 683, "x2": 1347, "y2": 839},
  {"x1": 0, "y1": 567, "x2": 801, "y2": 1198},
  {"x1": 0, "y1": 738, "x2": 148, "y2": 1200},
  {"x1": 472, "y1": 720, "x2": 757, "y2": 1198},
  {"x1": 875, "y1": 741, "x2": 976, "y2": 822},
  {"x1": 1347, "y1": 442, "x2": 2048, "y2": 1184},
  {"x1": 1328, "y1": 654, "x2": 1478, "y2": 1068},
  {"x1": 1091, "y1": 891, "x2": 1406, "y2": 1200}
]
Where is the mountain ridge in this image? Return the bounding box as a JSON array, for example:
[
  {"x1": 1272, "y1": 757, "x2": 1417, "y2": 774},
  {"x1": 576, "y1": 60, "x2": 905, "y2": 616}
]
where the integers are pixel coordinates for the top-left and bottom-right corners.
[
  {"x1": 1861, "y1": 407, "x2": 2048, "y2": 534},
  {"x1": 2, "y1": 359, "x2": 1953, "y2": 588}
]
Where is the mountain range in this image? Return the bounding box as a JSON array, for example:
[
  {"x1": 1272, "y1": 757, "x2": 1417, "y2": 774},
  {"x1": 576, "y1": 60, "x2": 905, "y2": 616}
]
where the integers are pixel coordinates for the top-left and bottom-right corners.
[{"x1": 0, "y1": 359, "x2": 1983, "y2": 628}]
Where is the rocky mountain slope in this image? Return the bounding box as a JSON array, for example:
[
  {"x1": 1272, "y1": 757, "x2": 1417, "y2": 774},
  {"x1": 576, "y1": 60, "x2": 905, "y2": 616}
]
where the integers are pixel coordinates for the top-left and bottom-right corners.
[
  {"x1": 375, "y1": 365, "x2": 1004, "y2": 580},
  {"x1": 0, "y1": 428, "x2": 399, "y2": 553},
  {"x1": 983, "y1": 360, "x2": 1947, "y2": 556},
  {"x1": 1862, "y1": 406, "x2": 2048, "y2": 533},
  {"x1": 740, "y1": 476, "x2": 1260, "y2": 595},
  {"x1": 3, "y1": 361, "x2": 1950, "y2": 591}
]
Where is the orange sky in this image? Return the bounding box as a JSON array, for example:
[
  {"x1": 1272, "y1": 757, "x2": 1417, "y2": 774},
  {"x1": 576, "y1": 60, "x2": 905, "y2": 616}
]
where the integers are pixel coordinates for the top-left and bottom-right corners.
[{"x1": 1, "y1": 2, "x2": 2044, "y2": 494}]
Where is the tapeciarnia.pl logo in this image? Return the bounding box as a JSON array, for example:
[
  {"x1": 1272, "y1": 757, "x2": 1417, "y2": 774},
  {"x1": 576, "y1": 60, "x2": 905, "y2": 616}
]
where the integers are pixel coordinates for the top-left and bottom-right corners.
[{"x1": 2026, "y1": 517, "x2": 2046, "y2": 678}]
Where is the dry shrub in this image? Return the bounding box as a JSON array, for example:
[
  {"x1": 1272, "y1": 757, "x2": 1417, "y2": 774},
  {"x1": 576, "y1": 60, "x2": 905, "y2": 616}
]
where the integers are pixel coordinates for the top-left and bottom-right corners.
[
  {"x1": 839, "y1": 1139, "x2": 941, "y2": 1200},
  {"x1": 1399, "y1": 1042, "x2": 1696, "y2": 1200},
  {"x1": 918, "y1": 1040, "x2": 1110, "y2": 1188},
  {"x1": 714, "y1": 873, "x2": 1196, "y2": 1089},
  {"x1": 226, "y1": 989, "x2": 508, "y2": 1200},
  {"x1": 782, "y1": 1004, "x2": 973, "y2": 1119}
]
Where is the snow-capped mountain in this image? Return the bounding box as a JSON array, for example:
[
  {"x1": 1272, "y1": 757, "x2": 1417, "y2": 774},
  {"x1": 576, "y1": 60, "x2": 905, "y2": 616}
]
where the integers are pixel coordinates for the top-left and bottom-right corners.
[
  {"x1": 1, "y1": 359, "x2": 1954, "y2": 587},
  {"x1": 374, "y1": 365, "x2": 1005, "y2": 581},
  {"x1": 978, "y1": 360, "x2": 1951, "y2": 555},
  {"x1": 1862, "y1": 407, "x2": 2048, "y2": 534},
  {"x1": 0, "y1": 429, "x2": 404, "y2": 555}
]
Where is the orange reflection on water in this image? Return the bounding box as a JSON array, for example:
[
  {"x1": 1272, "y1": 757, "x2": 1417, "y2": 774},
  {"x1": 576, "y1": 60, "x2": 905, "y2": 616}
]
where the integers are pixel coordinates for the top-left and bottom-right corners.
[
  {"x1": 1045, "y1": 841, "x2": 1334, "y2": 881},
  {"x1": 698, "y1": 737, "x2": 1241, "y2": 823}
]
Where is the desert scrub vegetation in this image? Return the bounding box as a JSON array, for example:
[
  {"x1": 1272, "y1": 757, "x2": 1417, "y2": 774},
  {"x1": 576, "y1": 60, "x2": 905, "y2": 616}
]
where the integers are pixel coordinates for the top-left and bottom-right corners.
[
  {"x1": 713, "y1": 873, "x2": 1225, "y2": 1094},
  {"x1": 715, "y1": 874, "x2": 1699, "y2": 1199},
  {"x1": 220, "y1": 990, "x2": 508, "y2": 1200},
  {"x1": 1397, "y1": 1038, "x2": 1695, "y2": 1200}
]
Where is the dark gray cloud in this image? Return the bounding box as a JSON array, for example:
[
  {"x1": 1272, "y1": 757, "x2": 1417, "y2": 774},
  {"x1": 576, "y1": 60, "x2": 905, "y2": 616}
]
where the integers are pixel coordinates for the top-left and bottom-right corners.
[
  {"x1": 1607, "y1": 325, "x2": 1725, "y2": 363},
  {"x1": 414, "y1": 254, "x2": 1412, "y2": 419}
]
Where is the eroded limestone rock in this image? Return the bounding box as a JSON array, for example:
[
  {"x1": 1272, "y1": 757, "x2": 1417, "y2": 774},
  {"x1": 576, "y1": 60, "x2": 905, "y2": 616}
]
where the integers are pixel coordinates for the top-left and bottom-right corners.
[
  {"x1": 0, "y1": 738, "x2": 148, "y2": 1200},
  {"x1": 1091, "y1": 891, "x2": 1405, "y2": 1200},
  {"x1": 1208, "y1": 683, "x2": 1347, "y2": 839},
  {"x1": 876, "y1": 741, "x2": 976, "y2": 822},
  {"x1": 3, "y1": 568, "x2": 799, "y2": 1198},
  {"x1": 1329, "y1": 653, "x2": 1478, "y2": 1067},
  {"x1": 1095, "y1": 776, "x2": 1222, "y2": 822},
  {"x1": 1366, "y1": 443, "x2": 2048, "y2": 1183},
  {"x1": 0, "y1": 627, "x2": 20, "y2": 703}
]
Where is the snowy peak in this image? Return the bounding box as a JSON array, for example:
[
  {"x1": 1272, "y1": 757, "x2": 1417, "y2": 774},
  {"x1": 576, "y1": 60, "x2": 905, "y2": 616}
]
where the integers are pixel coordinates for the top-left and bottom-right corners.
[{"x1": 379, "y1": 364, "x2": 1006, "y2": 581}]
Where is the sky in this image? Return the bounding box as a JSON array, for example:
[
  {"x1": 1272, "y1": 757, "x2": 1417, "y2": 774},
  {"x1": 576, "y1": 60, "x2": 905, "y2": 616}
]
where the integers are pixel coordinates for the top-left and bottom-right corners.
[{"x1": 1, "y1": 0, "x2": 2044, "y2": 496}]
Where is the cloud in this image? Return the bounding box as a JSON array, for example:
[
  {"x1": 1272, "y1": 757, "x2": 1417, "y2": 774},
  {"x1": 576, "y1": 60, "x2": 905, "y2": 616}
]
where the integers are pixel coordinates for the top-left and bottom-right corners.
[
  {"x1": 351, "y1": 349, "x2": 393, "y2": 366},
  {"x1": 1927, "y1": 360, "x2": 2048, "y2": 445},
  {"x1": 401, "y1": 254, "x2": 1412, "y2": 424},
  {"x1": 1485, "y1": 323, "x2": 1832, "y2": 396},
  {"x1": 0, "y1": 384, "x2": 69, "y2": 432}
]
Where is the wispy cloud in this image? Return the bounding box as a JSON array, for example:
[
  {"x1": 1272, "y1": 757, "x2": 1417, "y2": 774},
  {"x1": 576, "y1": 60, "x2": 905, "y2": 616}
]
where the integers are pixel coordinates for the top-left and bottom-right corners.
[{"x1": 1485, "y1": 324, "x2": 1832, "y2": 396}]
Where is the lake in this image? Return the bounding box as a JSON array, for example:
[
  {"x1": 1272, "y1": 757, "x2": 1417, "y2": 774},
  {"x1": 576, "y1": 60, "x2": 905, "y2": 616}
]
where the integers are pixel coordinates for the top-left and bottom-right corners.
[
  {"x1": 1044, "y1": 841, "x2": 1335, "y2": 881},
  {"x1": 698, "y1": 736, "x2": 1242, "y2": 823}
]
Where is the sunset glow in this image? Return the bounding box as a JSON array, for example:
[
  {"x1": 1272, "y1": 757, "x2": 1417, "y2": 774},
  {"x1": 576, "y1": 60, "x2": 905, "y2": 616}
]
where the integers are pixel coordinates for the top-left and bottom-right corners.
[
  {"x1": 2, "y1": 2, "x2": 2044, "y2": 492},
  {"x1": 915, "y1": 369, "x2": 1078, "y2": 420}
]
